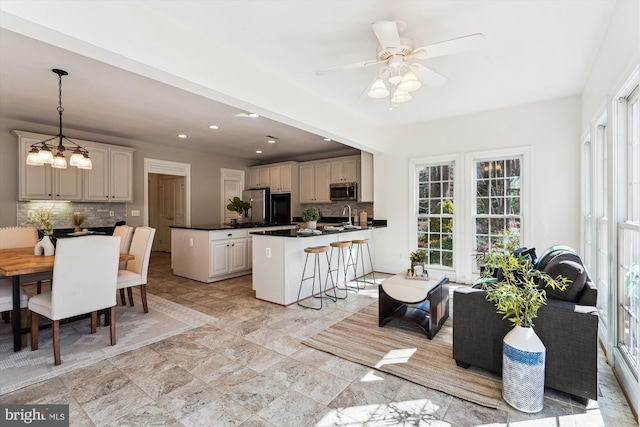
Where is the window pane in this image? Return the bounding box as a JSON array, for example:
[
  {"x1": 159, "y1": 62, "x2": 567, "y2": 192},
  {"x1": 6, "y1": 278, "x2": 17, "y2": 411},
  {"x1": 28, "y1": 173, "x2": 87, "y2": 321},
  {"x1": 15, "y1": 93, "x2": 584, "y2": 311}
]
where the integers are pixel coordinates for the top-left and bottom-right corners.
[{"x1": 477, "y1": 180, "x2": 489, "y2": 197}]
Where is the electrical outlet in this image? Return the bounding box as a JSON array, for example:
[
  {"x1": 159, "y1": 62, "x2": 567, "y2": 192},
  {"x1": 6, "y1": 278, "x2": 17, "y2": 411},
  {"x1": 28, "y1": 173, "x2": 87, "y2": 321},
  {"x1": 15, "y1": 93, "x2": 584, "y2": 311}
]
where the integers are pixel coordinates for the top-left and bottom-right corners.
[
  {"x1": 189, "y1": 238, "x2": 194, "y2": 247},
  {"x1": 109, "y1": 211, "x2": 114, "y2": 217},
  {"x1": 266, "y1": 248, "x2": 271, "y2": 258},
  {"x1": 27, "y1": 210, "x2": 35, "y2": 218},
  {"x1": 131, "y1": 210, "x2": 141, "y2": 217}
]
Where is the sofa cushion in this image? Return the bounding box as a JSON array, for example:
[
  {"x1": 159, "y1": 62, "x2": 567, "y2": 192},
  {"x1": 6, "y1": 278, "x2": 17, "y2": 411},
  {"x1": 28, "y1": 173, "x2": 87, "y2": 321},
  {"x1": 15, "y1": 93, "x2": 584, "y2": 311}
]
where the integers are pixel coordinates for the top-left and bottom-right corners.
[{"x1": 539, "y1": 252, "x2": 587, "y2": 302}]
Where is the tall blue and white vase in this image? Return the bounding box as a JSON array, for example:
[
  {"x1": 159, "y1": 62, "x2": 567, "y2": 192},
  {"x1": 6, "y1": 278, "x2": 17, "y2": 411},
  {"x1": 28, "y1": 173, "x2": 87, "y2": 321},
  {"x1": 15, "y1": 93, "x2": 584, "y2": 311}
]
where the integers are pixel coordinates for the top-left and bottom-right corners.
[{"x1": 502, "y1": 325, "x2": 546, "y2": 413}]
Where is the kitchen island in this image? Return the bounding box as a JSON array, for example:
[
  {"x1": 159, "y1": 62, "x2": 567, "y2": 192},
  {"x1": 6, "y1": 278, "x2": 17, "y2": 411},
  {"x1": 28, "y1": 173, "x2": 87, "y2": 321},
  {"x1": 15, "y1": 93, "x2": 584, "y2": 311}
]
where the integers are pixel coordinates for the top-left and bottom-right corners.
[
  {"x1": 251, "y1": 225, "x2": 384, "y2": 305},
  {"x1": 170, "y1": 223, "x2": 297, "y2": 282}
]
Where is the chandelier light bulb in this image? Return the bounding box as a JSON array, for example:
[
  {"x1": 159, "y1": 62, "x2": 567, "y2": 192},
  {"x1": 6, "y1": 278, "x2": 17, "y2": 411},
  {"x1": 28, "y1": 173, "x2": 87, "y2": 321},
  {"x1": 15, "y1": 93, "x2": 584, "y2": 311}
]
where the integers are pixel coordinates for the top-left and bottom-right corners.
[
  {"x1": 78, "y1": 153, "x2": 93, "y2": 170},
  {"x1": 26, "y1": 148, "x2": 44, "y2": 166},
  {"x1": 38, "y1": 146, "x2": 54, "y2": 164},
  {"x1": 368, "y1": 78, "x2": 390, "y2": 99},
  {"x1": 51, "y1": 151, "x2": 68, "y2": 169},
  {"x1": 397, "y1": 71, "x2": 422, "y2": 92},
  {"x1": 69, "y1": 149, "x2": 84, "y2": 167}
]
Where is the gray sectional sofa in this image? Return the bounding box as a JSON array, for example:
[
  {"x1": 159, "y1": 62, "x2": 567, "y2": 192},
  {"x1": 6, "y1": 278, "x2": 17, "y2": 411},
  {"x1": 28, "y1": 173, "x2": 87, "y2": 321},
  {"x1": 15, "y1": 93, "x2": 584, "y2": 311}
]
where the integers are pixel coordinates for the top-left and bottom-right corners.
[{"x1": 452, "y1": 247, "x2": 599, "y2": 404}]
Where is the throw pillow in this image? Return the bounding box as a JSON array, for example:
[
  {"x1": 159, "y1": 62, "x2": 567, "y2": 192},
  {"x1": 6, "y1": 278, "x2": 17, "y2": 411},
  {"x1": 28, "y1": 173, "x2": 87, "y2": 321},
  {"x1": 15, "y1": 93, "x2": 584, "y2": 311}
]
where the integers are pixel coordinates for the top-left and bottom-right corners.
[{"x1": 540, "y1": 252, "x2": 587, "y2": 302}]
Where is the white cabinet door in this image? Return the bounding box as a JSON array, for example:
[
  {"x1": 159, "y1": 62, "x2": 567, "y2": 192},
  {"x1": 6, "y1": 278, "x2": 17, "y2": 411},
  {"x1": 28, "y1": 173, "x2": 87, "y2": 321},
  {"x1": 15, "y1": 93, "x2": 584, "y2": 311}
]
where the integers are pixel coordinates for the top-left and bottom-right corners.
[
  {"x1": 229, "y1": 238, "x2": 247, "y2": 272},
  {"x1": 209, "y1": 240, "x2": 229, "y2": 277},
  {"x1": 248, "y1": 169, "x2": 261, "y2": 189},
  {"x1": 53, "y1": 166, "x2": 83, "y2": 200},
  {"x1": 269, "y1": 165, "x2": 282, "y2": 191},
  {"x1": 83, "y1": 145, "x2": 110, "y2": 201},
  {"x1": 299, "y1": 164, "x2": 316, "y2": 203},
  {"x1": 279, "y1": 164, "x2": 292, "y2": 192},
  {"x1": 330, "y1": 158, "x2": 358, "y2": 183},
  {"x1": 315, "y1": 162, "x2": 331, "y2": 202},
  {"x1": 110, "y1": 149, "x2": 133, "y2": 201}
]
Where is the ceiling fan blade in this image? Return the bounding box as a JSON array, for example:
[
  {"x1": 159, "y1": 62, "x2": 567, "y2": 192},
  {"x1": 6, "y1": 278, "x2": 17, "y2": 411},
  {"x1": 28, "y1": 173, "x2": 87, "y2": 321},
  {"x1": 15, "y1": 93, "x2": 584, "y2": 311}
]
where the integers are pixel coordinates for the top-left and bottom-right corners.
[
  {"x1": 411, "y1": 33, "x2": 485, "y2": 60},
  {"x1": 372, "y1": 21, "x2": 401, "y2": 50},
  {"x1": 412, "y1": 64, "x2": 448, "y2": 87},
  {"x1": 316, "y1": 59, "x2": 381, "y2": 76}
]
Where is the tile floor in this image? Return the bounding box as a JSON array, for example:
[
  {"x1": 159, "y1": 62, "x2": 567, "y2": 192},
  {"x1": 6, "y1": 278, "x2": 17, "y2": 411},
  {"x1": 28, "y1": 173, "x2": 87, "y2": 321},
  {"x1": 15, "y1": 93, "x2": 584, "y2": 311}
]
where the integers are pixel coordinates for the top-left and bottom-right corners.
[{"x1": 1, "y1": 252, "x2": 636, "y2": 426}]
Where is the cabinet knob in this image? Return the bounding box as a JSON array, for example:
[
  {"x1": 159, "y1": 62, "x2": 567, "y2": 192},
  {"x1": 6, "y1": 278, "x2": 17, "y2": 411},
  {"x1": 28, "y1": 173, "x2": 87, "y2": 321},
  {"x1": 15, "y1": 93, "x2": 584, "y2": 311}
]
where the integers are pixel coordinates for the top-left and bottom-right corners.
[{"x1": 227, "y1": 233, "x2": 232, "y2": 237}]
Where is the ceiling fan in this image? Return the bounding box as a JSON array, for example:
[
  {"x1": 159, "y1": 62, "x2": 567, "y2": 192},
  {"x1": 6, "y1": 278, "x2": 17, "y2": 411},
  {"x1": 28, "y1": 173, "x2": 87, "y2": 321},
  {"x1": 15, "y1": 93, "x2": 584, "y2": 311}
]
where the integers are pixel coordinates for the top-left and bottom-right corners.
[{"x1": 317, "y1": 21, "x2": 485, "y2": 105}]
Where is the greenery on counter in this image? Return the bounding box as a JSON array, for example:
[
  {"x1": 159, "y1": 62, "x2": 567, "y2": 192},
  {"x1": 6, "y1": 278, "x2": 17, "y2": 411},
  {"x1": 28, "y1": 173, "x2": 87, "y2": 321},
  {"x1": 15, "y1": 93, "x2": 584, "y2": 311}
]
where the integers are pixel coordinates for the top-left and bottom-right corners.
[
  {"x1": 301, "y1": 207, "x2": 320, "y2": 222},
  {"x1": 227, "y1": 197, "x2": 251, "y2": 215}
]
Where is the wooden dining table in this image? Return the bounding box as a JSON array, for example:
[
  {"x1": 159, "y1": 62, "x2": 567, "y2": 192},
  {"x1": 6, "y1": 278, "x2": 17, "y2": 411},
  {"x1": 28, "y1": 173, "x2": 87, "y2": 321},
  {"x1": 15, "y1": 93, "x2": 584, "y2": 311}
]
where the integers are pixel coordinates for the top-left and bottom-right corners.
[{"x1": 0, "y1": 246, "x2": 134, "y2": 352}]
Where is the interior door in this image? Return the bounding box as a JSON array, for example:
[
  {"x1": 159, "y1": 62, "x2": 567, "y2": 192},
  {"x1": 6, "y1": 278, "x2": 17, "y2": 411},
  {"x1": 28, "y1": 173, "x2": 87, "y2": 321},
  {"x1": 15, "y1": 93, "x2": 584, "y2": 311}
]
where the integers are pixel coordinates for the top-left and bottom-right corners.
[{"x1": 158, "y1": 175, "x2": 185, "y2": 252}]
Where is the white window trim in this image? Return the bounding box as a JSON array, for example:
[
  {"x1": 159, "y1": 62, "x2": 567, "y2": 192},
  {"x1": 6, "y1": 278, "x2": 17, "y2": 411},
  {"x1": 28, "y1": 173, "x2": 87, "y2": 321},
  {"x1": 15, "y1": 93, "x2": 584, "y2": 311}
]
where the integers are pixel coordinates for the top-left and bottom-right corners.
[
  {"x1": 464, "y1": 146, "x2": 531, "y2": 283},
  {"x1": 409, "y1": 154, "x2": 463, "y2": 283}
]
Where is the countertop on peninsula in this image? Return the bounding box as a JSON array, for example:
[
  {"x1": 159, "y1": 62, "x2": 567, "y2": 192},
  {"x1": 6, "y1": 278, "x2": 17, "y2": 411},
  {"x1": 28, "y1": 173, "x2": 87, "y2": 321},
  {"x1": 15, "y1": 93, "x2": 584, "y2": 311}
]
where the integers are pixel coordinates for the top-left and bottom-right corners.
[
  {"x1": 169, "y1": 223, "x2": 295, "y2": 231},
  {"x1": 250, "y1": 224, "x2": 386, "y2": 238}
]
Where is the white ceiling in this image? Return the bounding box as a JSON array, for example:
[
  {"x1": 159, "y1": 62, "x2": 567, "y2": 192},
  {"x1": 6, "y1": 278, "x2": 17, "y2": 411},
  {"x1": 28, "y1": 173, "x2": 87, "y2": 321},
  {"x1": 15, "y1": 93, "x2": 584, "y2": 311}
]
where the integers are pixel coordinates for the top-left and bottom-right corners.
[{"x1": 0, "y1": 1, "x2": 616, "y2": 164}]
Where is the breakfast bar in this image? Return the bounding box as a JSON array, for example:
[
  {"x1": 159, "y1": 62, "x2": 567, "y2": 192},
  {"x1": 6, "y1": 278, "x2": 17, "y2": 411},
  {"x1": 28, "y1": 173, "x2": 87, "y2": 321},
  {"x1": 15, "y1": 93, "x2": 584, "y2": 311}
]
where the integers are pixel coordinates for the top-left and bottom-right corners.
[{"x1": 250, "y1": 226, "x2": 382, "y2": 305}]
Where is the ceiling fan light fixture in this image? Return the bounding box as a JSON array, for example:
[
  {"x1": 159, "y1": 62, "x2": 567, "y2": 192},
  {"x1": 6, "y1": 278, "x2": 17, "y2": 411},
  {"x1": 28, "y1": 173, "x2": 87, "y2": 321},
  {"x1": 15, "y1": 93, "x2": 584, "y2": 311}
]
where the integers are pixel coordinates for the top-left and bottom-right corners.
[
  {"x1": 368, "y1": 78, "x2": 390, "y2": 99},
  {"x1": 397, "y1": 71, "x2": 422, "y2": 92},
  {"x1": 391, "y1": 89, "x2": 412, "y2": 103}
]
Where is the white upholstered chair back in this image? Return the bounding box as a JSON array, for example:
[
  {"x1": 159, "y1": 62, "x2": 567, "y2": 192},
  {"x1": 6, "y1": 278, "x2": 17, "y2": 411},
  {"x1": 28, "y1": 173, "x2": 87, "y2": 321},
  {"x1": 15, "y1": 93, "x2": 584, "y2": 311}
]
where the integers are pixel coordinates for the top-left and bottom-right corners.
[
  {"x1": 126, "y1": 227, "x2": 156, "y2": 283},
  {"x1": 50, "y1": 236, "x2": 119, "y2": 320},
  {"x1": 0, "y1": 226, "x2": 39, "y2": 249},
  {"x1": 113, "y1": 225, "x2": 134, "y2": 269}
]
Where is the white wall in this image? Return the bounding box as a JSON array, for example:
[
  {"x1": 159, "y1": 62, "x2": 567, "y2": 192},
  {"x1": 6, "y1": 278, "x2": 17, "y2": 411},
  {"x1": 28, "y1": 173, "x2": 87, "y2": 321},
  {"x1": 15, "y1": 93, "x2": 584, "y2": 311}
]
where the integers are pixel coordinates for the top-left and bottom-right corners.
[{"x1": 372, "y1": 96, "x2": 582, "y2": 275}]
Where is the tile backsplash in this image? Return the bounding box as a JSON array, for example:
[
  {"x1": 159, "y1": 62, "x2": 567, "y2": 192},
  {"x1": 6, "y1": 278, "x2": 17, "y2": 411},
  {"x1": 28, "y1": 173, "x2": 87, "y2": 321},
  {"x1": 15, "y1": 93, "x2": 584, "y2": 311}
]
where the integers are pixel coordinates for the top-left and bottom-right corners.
[
  {"x1": 17, "y1": 201, "x2": 127, "y2": 229},
  {"x1": 300, "y1": 202, "x2": 374, "y2": 221}
]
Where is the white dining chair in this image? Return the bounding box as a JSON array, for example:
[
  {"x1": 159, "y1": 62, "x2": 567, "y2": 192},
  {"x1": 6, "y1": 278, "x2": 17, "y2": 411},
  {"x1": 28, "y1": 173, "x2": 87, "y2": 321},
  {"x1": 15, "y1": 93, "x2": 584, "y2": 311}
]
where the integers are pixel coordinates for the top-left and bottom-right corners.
[
  {"x1": 112, "y1": 224, "x2": 133, "y2": 270},
  {"x1": 0, "y1": 226, "x2": 52, "y2": 292},
  {"x1": 29, "y1": 235, "x2": 120, "y2": 365},
  {"x1": 117, "y1": 226, "x2": 156, "y2": 313},
  {"x1": 0, "y1": 282, "x2": 29, "y2": 348}
]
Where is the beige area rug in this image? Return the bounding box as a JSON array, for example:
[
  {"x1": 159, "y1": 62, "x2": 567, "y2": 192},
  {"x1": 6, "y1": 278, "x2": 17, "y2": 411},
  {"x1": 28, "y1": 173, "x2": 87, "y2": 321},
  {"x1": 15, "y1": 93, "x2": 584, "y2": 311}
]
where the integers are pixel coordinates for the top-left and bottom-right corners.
[
  {"x1": 303, "y1": 303, "x2": 503, "y2": 409},
  {"x1": 0, "y1": 293, "x2": 215, "y2": 395}
]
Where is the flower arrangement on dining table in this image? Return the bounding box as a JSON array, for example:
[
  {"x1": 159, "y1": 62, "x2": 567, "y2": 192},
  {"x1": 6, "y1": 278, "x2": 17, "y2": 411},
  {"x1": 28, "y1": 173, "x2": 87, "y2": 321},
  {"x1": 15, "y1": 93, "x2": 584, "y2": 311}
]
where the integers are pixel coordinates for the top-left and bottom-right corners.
[{"x1": 27, "y1": 206, "x2": 55, "y2": 236}]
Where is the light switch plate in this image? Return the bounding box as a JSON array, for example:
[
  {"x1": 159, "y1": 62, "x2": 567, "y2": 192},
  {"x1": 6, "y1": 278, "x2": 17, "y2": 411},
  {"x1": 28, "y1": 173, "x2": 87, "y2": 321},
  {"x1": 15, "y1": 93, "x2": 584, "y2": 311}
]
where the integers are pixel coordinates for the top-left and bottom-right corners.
[{"x1": 131, "y1": 210, "x2": 141, "y2": 217}]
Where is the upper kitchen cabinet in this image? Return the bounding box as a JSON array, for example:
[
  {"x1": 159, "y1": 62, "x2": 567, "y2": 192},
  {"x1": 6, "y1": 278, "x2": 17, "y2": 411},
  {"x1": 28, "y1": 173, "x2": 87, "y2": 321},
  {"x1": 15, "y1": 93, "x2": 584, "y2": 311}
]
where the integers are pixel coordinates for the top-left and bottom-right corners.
[
  {"x1": 299, "y1": 161, "x2": 331, "y2": 203},
  {"x1": 269, "y1": 162, "x2": 298, "y2": 193},
  {"x1": 84, "y1": 144, "x2": 135, "y2": 202},
  {"x1": 248, "y1": 167, "x2": 270, "y2": 188},
  {"x1": 330, "y1": 156, "x2": 359, "y2": 183},
  {"x1": 17, "y1": 131, "x2": 83, "y2": 201}
]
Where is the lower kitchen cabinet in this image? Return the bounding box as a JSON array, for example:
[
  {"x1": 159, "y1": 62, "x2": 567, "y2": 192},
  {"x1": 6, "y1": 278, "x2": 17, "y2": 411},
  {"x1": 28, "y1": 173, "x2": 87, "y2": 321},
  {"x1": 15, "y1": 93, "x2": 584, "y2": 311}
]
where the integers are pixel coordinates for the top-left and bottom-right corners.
[{"x1": 209, "y1": 238, "x2": 247, "y2": 277}]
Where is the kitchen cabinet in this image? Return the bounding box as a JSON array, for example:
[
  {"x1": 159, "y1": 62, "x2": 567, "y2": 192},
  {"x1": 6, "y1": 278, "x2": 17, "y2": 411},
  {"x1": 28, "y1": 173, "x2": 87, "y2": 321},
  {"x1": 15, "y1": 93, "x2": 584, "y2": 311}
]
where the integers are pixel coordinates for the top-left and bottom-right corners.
[
  {"x1": 17, "y1": 132, "x2": 83, "y2": 201},
  {"x1": 83, "y1": 144, "x2": 134, "y2": 202},
  {"x1": 248, "y1": 167, "x2": 270, "y2": 188},
  {"x1": 330, "y1": 157, "x2": 358, "y2": 183},
  {"x1": 299, "y1": 162, "x2": 331, "y2": 203},
  {"x1": 269, "y1": 163, "x2": 293, "y2": 192},
  {"x1": 210, "y1": 237, "x2": 247, "y2": 277}
]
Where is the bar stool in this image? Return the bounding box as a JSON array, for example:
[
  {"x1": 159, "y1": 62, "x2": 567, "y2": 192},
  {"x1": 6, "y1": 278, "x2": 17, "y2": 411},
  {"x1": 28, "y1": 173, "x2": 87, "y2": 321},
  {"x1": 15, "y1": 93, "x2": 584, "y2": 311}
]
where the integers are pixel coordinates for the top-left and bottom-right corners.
[
  {"x1": 326, "y1": 241, "x2": 356, "y2": 299},
  {"x1": 352, "y1": 239, "x2": 376, "y2": 289},
  {"x1": 297, "y1": 246, "x2": 336, "y2": 309}
]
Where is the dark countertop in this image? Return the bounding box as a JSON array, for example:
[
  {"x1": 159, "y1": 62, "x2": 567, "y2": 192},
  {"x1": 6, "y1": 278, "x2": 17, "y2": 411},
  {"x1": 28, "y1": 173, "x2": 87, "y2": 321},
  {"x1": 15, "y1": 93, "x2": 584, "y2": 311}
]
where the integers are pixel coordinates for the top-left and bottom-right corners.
[
  {"x1": 170, "y1": 223, "x2": 296, "y2": 231},
  {"x1": 250, "y1": 224, "x2": 386, "y2": 238}
]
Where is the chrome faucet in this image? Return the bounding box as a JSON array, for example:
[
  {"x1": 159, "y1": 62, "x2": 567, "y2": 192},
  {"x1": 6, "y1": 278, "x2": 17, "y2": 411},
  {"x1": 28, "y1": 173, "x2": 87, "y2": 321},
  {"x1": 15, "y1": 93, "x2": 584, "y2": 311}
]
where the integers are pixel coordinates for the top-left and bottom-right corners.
[{"x1": 342, "y1": 204, "x2": 352, "y2": 226}]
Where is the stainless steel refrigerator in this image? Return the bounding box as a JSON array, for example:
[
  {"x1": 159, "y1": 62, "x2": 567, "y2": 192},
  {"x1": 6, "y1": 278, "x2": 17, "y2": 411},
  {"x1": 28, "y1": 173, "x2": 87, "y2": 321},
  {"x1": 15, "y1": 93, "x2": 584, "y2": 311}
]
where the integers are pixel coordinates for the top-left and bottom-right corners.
[{"x1": 242, "y1": 188, "x2": 271, "y2": 223}]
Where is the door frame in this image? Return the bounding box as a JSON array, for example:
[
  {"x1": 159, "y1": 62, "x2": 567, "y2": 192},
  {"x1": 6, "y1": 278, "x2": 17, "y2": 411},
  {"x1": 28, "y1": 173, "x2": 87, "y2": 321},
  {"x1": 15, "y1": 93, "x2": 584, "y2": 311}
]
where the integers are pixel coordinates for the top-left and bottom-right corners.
[{"x1": 144, "y1": 158, "x2": 191, "y2": 227}]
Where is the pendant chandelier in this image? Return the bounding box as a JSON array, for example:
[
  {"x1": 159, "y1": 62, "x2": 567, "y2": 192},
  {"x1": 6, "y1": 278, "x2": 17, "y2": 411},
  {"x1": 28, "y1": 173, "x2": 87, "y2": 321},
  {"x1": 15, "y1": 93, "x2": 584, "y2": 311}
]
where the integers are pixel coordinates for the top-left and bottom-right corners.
[{"x1": 25, "y1": 69, "x2": 92, "y2": 170}]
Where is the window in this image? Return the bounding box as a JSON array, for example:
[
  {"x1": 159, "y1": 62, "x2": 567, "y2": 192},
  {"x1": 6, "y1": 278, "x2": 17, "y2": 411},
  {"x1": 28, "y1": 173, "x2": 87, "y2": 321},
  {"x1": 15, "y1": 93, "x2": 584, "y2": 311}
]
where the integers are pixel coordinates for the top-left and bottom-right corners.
[
  {"x1": 473, "y1": 157, "x2": 522, "y2": 269},
  {"x1": 416, "y1": 163, "x2": 455, "y2": 268},
  {"x1": 618, "y1": 85, "x2": 639, "y2": 374}
]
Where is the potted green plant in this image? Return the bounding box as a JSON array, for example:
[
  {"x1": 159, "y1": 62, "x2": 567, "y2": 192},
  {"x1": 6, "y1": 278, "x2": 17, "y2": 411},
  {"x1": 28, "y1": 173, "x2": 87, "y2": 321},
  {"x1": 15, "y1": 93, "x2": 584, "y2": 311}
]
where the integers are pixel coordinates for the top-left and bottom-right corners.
[
  {"x1": 226, "y1": 197, "x2": 251, "y2": 223},
  {"x1": 409, "y1": 249, "x2": 428, "y2": 275},
  {"x1": 479, "y1": 231, "x2": 568, "y2": 413},
  {"x1": 301, "y1": 207, "x2": 320, "y2": 229}
]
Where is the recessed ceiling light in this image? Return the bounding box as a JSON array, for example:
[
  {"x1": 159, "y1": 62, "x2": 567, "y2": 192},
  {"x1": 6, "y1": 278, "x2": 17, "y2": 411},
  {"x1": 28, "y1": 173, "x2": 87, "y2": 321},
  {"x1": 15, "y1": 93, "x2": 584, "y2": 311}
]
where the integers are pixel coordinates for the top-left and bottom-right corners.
[
  {"x1": 209, "y1": 125, "x2": 219, "y2": 129},
  {"x1": 256, "y1": 150, "x2": 262, "y2": 154},
  {"x1": 178, "y1": 134, "x2": 187, "y2": 139},
  {"x1": 323, "y1": 137, "x2": 332, "y2": 141},
  {"x1": 248, "y1": 113, "x2": 260, "y2": 118},
  {"x1": 267, "y1": 139, "x2": 276, "y2": 144}
]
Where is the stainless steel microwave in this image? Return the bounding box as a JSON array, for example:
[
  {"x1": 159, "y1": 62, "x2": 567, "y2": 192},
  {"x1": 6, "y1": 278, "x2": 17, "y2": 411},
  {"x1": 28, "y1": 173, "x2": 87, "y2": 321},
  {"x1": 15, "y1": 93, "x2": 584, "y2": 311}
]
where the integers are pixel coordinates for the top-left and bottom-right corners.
[{"x1": 330, "y1": 182, "x2": 357, "y2": 201}]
